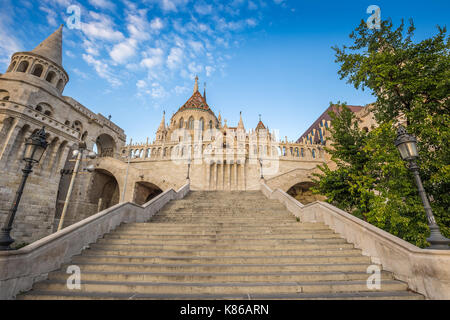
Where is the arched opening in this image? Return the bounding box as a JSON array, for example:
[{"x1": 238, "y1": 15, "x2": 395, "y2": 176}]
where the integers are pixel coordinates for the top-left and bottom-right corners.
[
  {"x1": 31, "y1": 64, "x2": 43, "y2": 77},
  {"x1": 88, "y1": 169, "x2": 120, "y2": 212},
  {"x1": 56, "y1": 79, "x2": 64, "y2": 91},
  {"x1": 287, "y1": 182, "x2": 323, "y2": 205},
  {"x1": 35, "y1": 105, "x2": 43, "y2": 112},
  {"x1": 0, "y1": 90, "x2": 10, "y2": 101},
  {"x1": 209, "y1": 120, "x2": 213, "y2": 129},
  {"x1": 46, "y1": 71, "x2": 56, "y2": 83},
  {"x1": 64, "y1": 120, "x2": 70, "y2": 126},
  {"x1": 188, "y1": 117, "x2": 194, "y2": 130},
  {"x1": 7, "y1": 61, "x2": 16, "y2": 73},
  {"x1": 133, "y1": 181, "x2": 163, "y2": 205},
  {"x1": 17, "y1": 61, "x2": 29, "y2": 73},
  {"x1": 199, "y1": 117, "x2": 205, "y2": 131},
  {"x1": 72, "y1": 120, "x2": 82, "y2": 132},
  {"x1": 179, "y1": 118, "x2": 184, "y2": 129},
  {"x1": 96, "y1": 133, "x2": 116, "y2": 158}
]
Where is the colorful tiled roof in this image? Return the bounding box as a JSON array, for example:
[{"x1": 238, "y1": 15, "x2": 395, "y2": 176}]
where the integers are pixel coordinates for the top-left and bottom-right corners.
[
  {"x1": 256, "y1": 120, "x2": 266, "y2": 130},
  {"x1": 179, "y1": 91, "x2": 211, "y2": 112}
]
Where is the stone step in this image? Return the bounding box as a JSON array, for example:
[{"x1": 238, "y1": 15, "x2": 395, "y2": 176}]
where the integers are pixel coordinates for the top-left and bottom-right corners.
[
  {"x1": 116, "y1": 226, "x2": 332, "y2": 234},
  {"x1": 18, "y1": 290, "x2": 424, "y2": 300},
  {"x1": 99, "y1": 237, "x2": 349, "y2": 246},
  {"x1": 85, "y1": 246, "x2": 363, "y2": 257},
  {"x1": 109, "y1": 230, "x2": 337, "y2": 238},
  {"x1": 58, "y1": 262, "x2": 376, "y2": 274},
  {"x1": 120, "y1": 222, "x2": 327, "y2": 229},
  {"x1": 102, "y1": 233, "x2": 342, "y2": 241},
  {"x1": 93, "y1": 240, "x2": 355, "y2": 250},
  {"x1": 30, "y1": 279, "x2": 409, "y2": 295},
  {"x1": 72, "y1": 254, "x2": 371, "y2": 265},
  {"x1": 47, "y1": 270, "x2": 394, "y2": 283}
]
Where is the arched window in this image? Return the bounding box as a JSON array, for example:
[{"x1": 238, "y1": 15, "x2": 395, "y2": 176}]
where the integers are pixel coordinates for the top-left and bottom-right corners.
[
  {"x1": 301, "y1": 148, "x2": 304, "y2": 157},
  {"x1": 64, "y1": 120, "x2": 70, "y2": 126},
  {"x1": 179, "y1": 118, "x2": 184, "y2": 129},
  {"x1": 31, "y1": 64, "x2": 43, "y2": 77},
  {"x1": 56, "y1": 79, "x2": 64, "y2": 91},
  {"x1": 188, "y1": 117, "x2": 194, "y2": 130},
  {"x1": 7, "y1": 61, "x2": 16, "y2": 73},
  {"x1": 17, "y1": 61, "x2": 29, "y2": 73},
  {"x1": 295, "y1": 148, "x2": 299, "y2": 157},
  {"x1": 312, "y1": 149, "x2": 316, "y2": 159},
  {"x1": 46, "y1": 71, "x2": 56, "y2": 83},
  {"x1": 44, "y1": 110, "x2": 52, "y2": 116},
  {"x1": 35, "y1": 105, "x2": 43, "y2": 112},
  {"x1": 199, "y1": 118, "x2": 205, "y2": 130},
  {"x1": 81, "y1": 131, "x2": 88, "y2": 141},
  {"x1": 283, "y1": 146, "x2": 286, "y2": 156}
]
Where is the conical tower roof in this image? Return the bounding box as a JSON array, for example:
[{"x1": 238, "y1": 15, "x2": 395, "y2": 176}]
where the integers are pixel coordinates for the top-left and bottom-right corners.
[
  {"x1": 238, "y1": 111, "x2": 245, "y2": 129},
  {"x1": 31, "y1": 24, "x2": 63, "y2": 66}
]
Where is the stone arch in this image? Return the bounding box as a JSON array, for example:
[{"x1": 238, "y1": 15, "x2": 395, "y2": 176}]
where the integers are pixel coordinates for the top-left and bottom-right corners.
[
  {"x1": 31, "y1": 64, "x2": 44, "y2": 77},
  {"x1": 0, "y1": 90, "x2": 10, "y2": 101},
  {"x1": 5, "y1": 124, "x2": 30, "y2": 169},
  {"x1": 286, "y1": 181, "x2": 323, "y2": 205},
  {"x1": 96, "y1": 133, "x2": 116, "y2": 158},
  {"x1": 17, "y1": 60, "x2": 29, "y2": 73},
  {"x1": 56, "y1": 79, "x2": 64, "y2": 91},
  {"x1": 133, "y1": 181, "x2": 163, "y2": 205},
  {"x1": 45, "y1": 70, "x2": 57, "y2": 83},
  {"x1": 7, "y1": 61, "x2": 16, "y2": 73},
  {"x1": 88, "y1": 168, "x2": 120, "y2": 212}
]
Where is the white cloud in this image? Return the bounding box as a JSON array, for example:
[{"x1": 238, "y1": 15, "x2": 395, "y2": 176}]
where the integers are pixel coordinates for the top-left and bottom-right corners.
[
  {"x1": 82, "y1": 53, "x2": 122, "y2": 87},
  {"x1": 205, "y1": 65, "x2": 215, "y2": 77},
  {"x1": 150, "y1": 18, "x2": 164, "y2": 31},
  {"x1": 88, "y1": 0, "x2": 115, "y2": 10},
  {"x1": 110, "y1": 39, "x2": 137, "y2": 64},
  {"x1": 174, "y1": 85, "x2": 189, "y2": 95},
  {"x1": 81, "y1": 12, "x2": 124, "y2": 41},
  {"x1": 167, "y1": 47, "x2": 183, "y2": 70},
  {"x1": 195, "y1": 3, "x2": 212, "y2": 15},
  {"x1": 39, "y1": 6, "x2": 58, "y2": 27},
  {"x1": 141, "y1": 48, "x2": 164, "y2": 69},
  {"x1": 189, "y1": 40, "x2": 204, "y2": 54},
  {"x1": 188, "y1": 62, "x2": 203, "y2": 74}
]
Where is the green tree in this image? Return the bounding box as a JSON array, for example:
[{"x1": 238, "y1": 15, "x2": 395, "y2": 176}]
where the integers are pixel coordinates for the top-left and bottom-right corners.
[{"x1": 314, "y1": 18, "x2": 449, "y2": 247}]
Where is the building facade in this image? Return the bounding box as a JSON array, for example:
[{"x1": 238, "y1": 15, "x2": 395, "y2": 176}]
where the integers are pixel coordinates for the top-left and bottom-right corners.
[{"x1": 0, "y1": 26, "x2": 375, "y2": 246}]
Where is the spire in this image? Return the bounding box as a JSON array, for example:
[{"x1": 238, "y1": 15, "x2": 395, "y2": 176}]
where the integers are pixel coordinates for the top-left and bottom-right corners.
[
  {"x1": 157, "y1": 111, "x2": 166, "y2": 131},
  {"x1": 31, "y1": 24, "x2": 63, "y2": 66},
  {"x1": 203, "y1": 82, "x2": 207, "y2": 103},
  {"x1": 238, "y1": 111, "x2": 245, "y2": 129},
  {"x1": 218, "y1": 111, "x2": 222, "y2": 127},
  {"x1": 193, "y1": 75, "x2": 199, "y2": 93}
]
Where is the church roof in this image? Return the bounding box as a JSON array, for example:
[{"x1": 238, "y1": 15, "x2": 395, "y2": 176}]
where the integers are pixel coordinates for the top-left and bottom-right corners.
[
  {"x1": 179, "y1": 90, "x2": 211, "y2": 112},
  {"x1": 256, "y1": 120, "x2": 266, "y2": 130},
  {"x1": 31, "y1": 25, "x2": 63, "y2": 66}
]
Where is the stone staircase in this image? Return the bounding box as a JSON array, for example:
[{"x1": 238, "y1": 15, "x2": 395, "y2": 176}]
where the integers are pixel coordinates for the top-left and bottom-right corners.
[{"x1": 19, "y1": 191, "x2": 423, "y2": 300}]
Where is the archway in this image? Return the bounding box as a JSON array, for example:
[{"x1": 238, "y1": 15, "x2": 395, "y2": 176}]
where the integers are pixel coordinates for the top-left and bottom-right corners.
[
  {"x1": 133, "y1": 181, "x2": 163, "y2": 205},
  {"x1": 287, "y1": 181, "x2": 324, "y2": 205},
  {"x1": 96, "y1": 133, "x2": 116, "y2": 158},
  {"x1": 88, "y1": 169, "x2": 120, "y2": 211}
]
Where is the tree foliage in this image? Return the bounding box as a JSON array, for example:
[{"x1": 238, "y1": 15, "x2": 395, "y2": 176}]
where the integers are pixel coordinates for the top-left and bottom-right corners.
[{"x1": 313, "y1": 19, "x2": 449, "y2": 248}]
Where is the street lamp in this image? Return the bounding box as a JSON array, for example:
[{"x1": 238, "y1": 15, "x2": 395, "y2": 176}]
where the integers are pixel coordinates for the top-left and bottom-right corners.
[
  {"x1": 395, "y1": 125, "x2": 450, "y2": 250},
  {"x1": 259, "y1": 158, "x2": 264, "y2": 179},
  {"x1": 57, "y1": 141, "x2": 97, "y2": 231},
  {"x1": 0, "y1": 127, "x2": 48, "y2": 250},
  {"x1": 186, "y1": 157, "x2": 192, "y2": 180}
]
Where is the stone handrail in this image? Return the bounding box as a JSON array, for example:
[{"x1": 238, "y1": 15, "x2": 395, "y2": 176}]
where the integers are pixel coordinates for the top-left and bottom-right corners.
[
  {"x1": 260, "y1": 181, "x2": 450, "y2": 300},
  {"x1": 0, "y1": 183, "x2": 190, "y2": 300}
]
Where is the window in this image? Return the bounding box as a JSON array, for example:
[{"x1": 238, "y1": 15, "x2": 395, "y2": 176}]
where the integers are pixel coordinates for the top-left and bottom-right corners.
[
  {"x1": 301, "y1": 148, "x2": 304, "y2": 157},
  {"x1": 35, "y1": 105, "x2": 43, "y2": 112},
  {"x1": 31, "y1": 64, "x2": 43, "y2": 77},
  {"x1": 65, "y1": 120, "x2": 70, "y2": 126},
  {"x1": 46, "y1": 71, "x2": 56, "y2": 83},
  {"x1": 17, "y1": 61, "x2": 29, "y2": 73},
  {"x1": 44, "y1": 110, "x2": 52, "y2": 116},
  {"x1": 179, "y1": 118, "x2": 184, "y2": 129},
  {"x1": 200, "y1": 118, "x2": 205, "y2": 130},
  {"x1": 312, "y1": 149, "x2": 316, "y2": 159},
  {"x1": 295, "y1": 148, "x2": 299, "y2": 157},
  {"x1": 56, "y1": 79, "x2": 64, "y2": 91},
  {"x1": 2, "y1": 96, "x2": 9, "y2": 101},
  {"x1": 188, "y1": 117, "x2": 194, "y2": 130},
  {"x1": 209, "y1": 120, "x2": 213, "y2": 129}
]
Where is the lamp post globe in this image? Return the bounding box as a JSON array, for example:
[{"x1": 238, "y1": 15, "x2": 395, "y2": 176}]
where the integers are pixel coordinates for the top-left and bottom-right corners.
[
  {"x1": 395, "y1": 125, "x2": 450, "y2": 250},
  {"x1": 0, "y1": 127, "x2": 48, "y2": 250}
]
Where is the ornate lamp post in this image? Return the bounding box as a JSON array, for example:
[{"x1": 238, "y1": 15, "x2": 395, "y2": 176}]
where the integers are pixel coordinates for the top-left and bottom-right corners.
[
  {"x1": 0, "y1": 127, "x2": 48, "y2": 250},
  {"x1": 395, "y1": 125, "x2": 450, "y2": 250},
  {"x1": 186, "y1": 157, "x2": 192, "y2": 180},
  {"x1": 259, "y1": 158, "x2": 264, "y2": 179}
]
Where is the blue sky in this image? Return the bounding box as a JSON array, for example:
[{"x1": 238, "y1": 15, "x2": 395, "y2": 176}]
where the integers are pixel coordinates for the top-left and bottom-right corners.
[{"x1": 0, "y1": 0, "x2": 448, "y2": 144}]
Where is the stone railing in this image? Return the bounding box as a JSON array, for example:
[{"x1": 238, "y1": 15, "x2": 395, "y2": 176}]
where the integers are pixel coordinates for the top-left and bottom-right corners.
[
  {"x1": 261, "y1": 182, "x2": 450, "y2": 300},
  {"x1": 0, "y1": 183, "x2": 190, "y2": 300}
]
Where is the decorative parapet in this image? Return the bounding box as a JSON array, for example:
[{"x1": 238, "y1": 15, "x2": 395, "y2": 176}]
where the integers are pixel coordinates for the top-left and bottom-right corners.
[
  {"x1": 0, "y1": 183, "x2": 190, "y2": 300},
  {"x1": 260, "y1": 181, "x2": 450, "y2": 300}
]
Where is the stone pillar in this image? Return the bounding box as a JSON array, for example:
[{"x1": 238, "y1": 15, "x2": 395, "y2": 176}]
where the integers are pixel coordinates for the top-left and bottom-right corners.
[{"x1": 235, "y1": 163, "x2": 239, "y2": 190}]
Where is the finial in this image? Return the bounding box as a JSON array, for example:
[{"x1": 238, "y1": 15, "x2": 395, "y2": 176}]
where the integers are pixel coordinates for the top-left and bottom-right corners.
[
  {"x1": 259, "y1": 114, "x2": 262, "y2": 122},
  {"x1": 194, "y1": 75, "x2": 199, "y2": 93}
]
